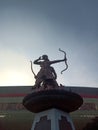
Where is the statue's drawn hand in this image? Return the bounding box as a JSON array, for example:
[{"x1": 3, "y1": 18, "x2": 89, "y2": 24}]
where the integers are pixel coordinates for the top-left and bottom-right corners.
[{"x1": 64, "y1": 57, "x2": 67, "y2": 61}]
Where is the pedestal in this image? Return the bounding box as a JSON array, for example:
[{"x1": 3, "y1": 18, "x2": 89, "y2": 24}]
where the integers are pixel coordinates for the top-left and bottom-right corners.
[
  {"x1": 23, "y1": 89, "x2": 83, "y2": 130},
  {"x1": 31, "y1": 108, "x2": 75, "y2": 130}
]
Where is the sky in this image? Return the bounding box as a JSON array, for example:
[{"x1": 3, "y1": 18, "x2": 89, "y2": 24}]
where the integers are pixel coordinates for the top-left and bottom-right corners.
[{"x1": 0, "y1": 0, "x2": 98, "y2": 87}]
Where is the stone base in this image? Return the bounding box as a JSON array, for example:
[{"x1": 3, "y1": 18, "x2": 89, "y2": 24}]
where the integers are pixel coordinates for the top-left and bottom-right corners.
[
  {"x1": 31, "y1": 109, "x2": 75, "y2": 130},
  {"x1": 23, "y1": 89, "x2": 83, "y2": 113}
]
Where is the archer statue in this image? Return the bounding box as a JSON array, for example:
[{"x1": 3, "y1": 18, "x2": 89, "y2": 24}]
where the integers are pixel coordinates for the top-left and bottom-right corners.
[{"x1": 30, "y1": 48, "x2": 68, "y2": 89}]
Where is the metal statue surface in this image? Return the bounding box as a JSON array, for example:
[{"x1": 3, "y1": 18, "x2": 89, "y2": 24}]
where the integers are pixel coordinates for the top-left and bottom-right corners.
[{"x1": 30, "y1": 49, "x2": 68, "y2": 89}]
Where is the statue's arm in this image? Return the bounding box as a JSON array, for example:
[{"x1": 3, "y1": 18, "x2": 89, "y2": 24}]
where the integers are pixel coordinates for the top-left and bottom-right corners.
[
  {"x1": 50, "y1": 59, "x2": 66, "y2": 64},
  {"x1": 33, "y1": 57, "x2": 41, "y2": 65}
]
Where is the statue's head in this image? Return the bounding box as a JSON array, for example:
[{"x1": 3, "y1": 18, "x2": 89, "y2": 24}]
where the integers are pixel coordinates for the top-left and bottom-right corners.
[{"x1": 42, "y1": 55, "x2": 48, "y2": 60}]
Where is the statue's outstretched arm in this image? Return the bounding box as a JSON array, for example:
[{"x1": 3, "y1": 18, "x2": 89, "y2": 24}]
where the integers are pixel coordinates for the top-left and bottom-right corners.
[{"x1": 50, "y1": 59, "x2": 65, "y2": 64}]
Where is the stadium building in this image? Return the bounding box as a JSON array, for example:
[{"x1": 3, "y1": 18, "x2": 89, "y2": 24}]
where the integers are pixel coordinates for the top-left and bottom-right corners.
[{"x1": 0, "y1": 86, "x2": 98, "y2": 130}]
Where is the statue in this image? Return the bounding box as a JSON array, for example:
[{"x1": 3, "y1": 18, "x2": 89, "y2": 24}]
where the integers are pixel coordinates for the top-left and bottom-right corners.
[{"x1": 30, "y1": 49, "x2": 68, "y2": 89}]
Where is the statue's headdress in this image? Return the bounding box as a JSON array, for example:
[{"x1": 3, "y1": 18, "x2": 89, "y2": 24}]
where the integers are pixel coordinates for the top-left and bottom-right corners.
[{"x1": 42, "y1": 55, "x2": 48, "y2": 60}]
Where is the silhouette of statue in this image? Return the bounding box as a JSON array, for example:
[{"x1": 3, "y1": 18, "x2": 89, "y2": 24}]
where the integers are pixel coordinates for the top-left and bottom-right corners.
[{"x1": 30, "y1": 49, "x2": 68, "y2": 89}]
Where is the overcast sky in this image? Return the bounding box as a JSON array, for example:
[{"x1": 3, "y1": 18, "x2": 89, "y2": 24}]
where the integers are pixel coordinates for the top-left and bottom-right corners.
[{"x1": 0, "y1": 0, "x2": 98, "y2": 87}]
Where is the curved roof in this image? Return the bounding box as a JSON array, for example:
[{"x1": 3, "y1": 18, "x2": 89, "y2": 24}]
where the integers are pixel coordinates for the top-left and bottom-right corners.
[{"x1": 0, "y1": 86, "x2": 98, "y2": 98}]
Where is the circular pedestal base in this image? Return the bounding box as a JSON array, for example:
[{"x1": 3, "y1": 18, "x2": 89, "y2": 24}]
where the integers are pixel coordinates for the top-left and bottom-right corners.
[{"x1": 23, "y1": 89, "x2": 83, "y2": 113}]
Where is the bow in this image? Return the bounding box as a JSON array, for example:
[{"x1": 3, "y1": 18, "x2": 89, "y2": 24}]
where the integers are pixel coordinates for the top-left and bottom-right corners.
[
  {"x1": 30, "y1": 60, "x2": 36, "y2": 79},
  {"x1": 59, "y1": 48, "x2": 68, "y2": 74}
]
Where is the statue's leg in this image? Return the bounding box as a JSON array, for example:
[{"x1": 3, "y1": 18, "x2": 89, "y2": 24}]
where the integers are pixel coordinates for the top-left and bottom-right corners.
[{"x1": 34, "y1": 77, "x2": 43, "y2": 88}]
